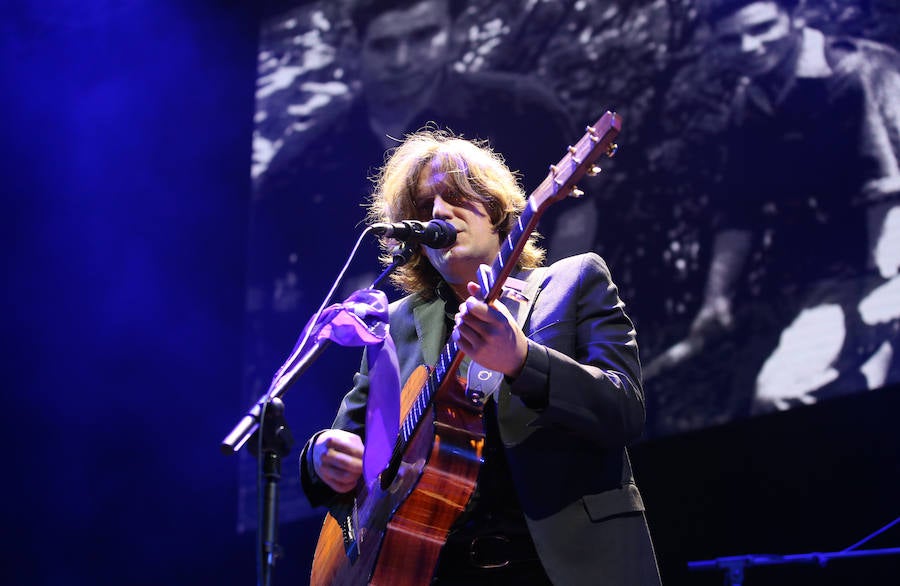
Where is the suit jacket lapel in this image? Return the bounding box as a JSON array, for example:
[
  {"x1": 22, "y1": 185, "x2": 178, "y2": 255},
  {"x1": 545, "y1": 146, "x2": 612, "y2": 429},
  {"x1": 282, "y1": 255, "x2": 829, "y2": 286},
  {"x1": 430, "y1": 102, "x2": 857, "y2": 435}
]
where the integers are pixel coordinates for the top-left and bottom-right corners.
[
  {"x1": 496, "y1": 266, "x2": 549, "y2": 445},
  {"x1": 412, "y1": 296, "x2": 446, "y2": 366}
]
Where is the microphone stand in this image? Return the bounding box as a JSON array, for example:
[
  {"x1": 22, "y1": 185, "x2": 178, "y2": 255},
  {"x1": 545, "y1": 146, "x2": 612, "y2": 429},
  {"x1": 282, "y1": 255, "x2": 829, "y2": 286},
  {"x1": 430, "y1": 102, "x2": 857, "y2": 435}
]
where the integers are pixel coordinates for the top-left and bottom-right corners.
[
  {"x1": 370, "y1": 243, "x2": 415, "y2": 289},
  {"x1": 220, "y1": 241, "x2": 414, "y2": 586},
  {"x1": 221, "y1": 243, "x2": 414, "y2": 455},
  {"x1": 688, "y1": 515, "x2": 900, "y2": 585},
  {"x1": 689, "y1": 547, "x2": 900, "y2": 585},
  {"x1": 247, "y1": 397, "x2": 293, "y2": 586}
]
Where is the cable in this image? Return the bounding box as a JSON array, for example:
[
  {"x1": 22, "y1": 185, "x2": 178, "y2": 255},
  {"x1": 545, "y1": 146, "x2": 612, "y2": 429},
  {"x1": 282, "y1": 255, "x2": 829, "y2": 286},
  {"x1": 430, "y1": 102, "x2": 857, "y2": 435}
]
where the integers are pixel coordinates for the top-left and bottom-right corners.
[
  {"x1": 841, "y1": 515, "x2": 900, "y2": 553},
  {"x1": 267, "y1": 226, "x2": 374, "y2": 397}
]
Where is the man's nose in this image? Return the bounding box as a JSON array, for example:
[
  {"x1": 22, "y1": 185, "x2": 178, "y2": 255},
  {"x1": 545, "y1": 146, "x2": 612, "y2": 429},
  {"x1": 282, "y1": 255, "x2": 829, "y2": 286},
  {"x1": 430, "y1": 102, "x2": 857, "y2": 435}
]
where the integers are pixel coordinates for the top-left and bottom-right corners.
[
  {"x1": 431, "y1": 194, "x2": 453, "y2": 219},
  {"x1": 390, "y1": 41, "x2": 410, "y2": 68}
]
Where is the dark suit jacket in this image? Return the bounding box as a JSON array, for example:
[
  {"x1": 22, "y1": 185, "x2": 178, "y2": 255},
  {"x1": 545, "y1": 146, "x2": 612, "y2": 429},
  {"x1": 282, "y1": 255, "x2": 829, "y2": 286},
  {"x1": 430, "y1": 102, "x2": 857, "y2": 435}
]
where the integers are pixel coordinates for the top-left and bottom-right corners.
[{"x1": 301, "y1": 253, "x2": 661, "y2": 585}]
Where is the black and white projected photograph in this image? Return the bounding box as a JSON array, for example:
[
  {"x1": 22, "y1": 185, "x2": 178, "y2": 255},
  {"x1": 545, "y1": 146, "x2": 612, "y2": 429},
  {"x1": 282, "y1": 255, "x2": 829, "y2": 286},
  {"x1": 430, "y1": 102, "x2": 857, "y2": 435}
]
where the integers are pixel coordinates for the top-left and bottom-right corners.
[{"x1": 243, "y1": 0, "x2": 900, "y2": 525}]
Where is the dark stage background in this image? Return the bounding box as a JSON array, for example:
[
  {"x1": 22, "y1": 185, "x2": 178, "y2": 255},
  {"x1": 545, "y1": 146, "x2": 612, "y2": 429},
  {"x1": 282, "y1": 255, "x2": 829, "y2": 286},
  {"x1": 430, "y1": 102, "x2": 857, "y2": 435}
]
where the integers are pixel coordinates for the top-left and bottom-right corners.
[{"x1": 3, "y1": 1, "x2": 899, "y2": 585}]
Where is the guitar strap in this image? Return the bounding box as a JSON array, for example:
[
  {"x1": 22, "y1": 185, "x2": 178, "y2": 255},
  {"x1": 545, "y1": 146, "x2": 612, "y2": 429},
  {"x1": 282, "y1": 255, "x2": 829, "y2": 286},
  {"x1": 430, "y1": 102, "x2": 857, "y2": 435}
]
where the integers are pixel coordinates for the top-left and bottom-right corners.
[{"x1": 503, "y1": 266, "x2": 548, "y2": 328}]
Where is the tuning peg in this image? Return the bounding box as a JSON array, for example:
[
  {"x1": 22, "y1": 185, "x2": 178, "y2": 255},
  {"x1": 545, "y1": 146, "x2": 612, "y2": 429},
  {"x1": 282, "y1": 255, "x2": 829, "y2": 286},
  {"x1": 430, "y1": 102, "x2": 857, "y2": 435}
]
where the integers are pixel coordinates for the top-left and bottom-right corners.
[
  {"x1": 571, "y1": 187, "x2": 585, "y2": 198},
  {"x1": 588, "y1": 166, "x2": 602, "y2": 176},
  {"x1": 606, "y1": 143, "x2": 618, "y2": 158},
  {"x1": 549, "y1": 164, "x2": 558, "y2": 175},
  {"x1": 567, "y1": 145, "x2": 583, "y2": 165}
]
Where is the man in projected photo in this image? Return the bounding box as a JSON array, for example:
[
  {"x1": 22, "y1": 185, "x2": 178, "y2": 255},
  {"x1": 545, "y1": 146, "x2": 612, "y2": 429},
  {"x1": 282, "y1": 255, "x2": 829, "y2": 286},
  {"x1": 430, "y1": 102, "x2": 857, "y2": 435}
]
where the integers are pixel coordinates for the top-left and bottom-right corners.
[
  {"x1": 347, "y1": 0, "x2": 573, "y2": 156},
  {"x1": 354, "y1": 0, "x2": 464, "y2": 149},
  {"x1": 248, "y1": 0, "x2": 573, "y2": 387},
  {"x1": 664, "y1": 0, "x2": 900, "y2": 412},
  {"x1": 299, "y1": 130, "x2": 661, "y2": 585}
]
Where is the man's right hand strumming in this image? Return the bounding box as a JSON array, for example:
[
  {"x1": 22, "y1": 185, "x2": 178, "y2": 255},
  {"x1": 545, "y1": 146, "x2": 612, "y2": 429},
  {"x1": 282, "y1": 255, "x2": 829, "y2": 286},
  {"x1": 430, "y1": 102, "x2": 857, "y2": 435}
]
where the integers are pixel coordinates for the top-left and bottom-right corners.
[{"x1": 312, "y1": 429, "x2": 364, "y2": 494}]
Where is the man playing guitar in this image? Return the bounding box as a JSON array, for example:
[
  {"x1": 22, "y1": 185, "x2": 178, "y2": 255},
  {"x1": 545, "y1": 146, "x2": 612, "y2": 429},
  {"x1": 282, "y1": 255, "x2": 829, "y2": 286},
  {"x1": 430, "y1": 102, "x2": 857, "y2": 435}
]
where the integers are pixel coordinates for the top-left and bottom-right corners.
[{"x1": 299, "y1": 129, "x2": 661, "y2": 585}]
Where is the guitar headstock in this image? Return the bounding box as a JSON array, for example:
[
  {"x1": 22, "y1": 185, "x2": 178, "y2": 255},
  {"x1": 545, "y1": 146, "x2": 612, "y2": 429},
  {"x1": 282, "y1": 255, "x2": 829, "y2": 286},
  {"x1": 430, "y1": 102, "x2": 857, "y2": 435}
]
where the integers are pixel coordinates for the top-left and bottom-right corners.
[
  {"x1": 531, "y1": 111, "x2": 621, "y2": 212},
  {"x1": 477, "y1": 111, "x2": 623, "y2": 306}
]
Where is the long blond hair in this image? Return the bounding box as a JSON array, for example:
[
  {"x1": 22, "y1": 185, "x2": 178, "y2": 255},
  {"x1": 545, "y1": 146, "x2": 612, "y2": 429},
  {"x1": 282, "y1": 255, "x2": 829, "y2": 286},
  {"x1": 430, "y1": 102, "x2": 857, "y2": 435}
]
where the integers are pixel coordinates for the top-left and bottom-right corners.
[{"x1": 367, "y1": 129, "x2": 545, "y2": 297}]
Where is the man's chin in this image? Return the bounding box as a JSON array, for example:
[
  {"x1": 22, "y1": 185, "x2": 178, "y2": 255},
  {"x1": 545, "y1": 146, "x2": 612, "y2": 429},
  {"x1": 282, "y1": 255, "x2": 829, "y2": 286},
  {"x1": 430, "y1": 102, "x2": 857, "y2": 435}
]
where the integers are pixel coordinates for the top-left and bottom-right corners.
[
  {"x1": 369, "y1": 77, "x2": 436, "y2": 106},
  {"x1": 427, "y1": 245, "x2": 457, "y2": 267}
]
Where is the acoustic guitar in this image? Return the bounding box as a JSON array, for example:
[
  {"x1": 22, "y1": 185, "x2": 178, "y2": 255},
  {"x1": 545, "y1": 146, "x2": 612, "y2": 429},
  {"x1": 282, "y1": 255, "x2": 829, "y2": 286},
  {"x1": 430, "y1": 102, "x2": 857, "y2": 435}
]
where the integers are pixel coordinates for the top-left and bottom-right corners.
[{"x1": 311, "y1": 112, "x2": 622, "y2": 585}]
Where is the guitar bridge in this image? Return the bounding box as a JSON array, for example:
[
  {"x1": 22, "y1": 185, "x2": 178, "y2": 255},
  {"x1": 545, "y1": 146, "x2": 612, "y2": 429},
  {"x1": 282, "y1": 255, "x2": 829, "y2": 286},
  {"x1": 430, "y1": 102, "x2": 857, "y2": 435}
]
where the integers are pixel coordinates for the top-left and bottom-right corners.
[{"x1": 338, "y1": 500, "x2": 361, "y2": 563}]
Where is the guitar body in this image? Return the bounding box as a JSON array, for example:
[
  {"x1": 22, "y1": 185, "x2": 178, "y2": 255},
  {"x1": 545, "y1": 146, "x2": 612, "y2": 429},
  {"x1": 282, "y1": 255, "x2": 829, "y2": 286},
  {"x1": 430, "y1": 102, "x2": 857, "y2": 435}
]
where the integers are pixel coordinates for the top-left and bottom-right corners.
[{"x1": 311, "y1": 365, "x2": 485, "y2": 585}]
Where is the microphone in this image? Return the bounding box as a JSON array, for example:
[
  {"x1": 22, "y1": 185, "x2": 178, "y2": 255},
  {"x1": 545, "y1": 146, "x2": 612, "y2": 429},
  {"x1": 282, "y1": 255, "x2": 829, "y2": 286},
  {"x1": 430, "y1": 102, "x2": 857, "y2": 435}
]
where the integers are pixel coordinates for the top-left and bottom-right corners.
[{"x1": 370, "y1": 219, "x2": 457, "y2": 249}]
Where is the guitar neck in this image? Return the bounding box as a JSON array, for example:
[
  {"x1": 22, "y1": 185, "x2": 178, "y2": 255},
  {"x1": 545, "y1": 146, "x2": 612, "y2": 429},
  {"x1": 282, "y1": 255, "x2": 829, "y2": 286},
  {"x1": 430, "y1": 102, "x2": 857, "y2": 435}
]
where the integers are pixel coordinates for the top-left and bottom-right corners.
[{"x1": 398, "y1": 339, "x2": 462, "y2": 445}]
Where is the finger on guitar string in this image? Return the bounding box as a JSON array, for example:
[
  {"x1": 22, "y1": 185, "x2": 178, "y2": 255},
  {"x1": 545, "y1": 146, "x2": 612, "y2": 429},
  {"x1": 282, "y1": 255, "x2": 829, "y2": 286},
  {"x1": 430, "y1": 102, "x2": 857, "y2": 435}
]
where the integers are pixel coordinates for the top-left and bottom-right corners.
[
  {"x1": 317, "y1": 455, "x2": 362, "y2": 493},
  {"x1": 321, "y1": 449, "x2": 363, "y2": 474},
  {"x1": 319, "y1": 461, "x2": 362, "y2": 492},
  {"x1": 452, "y1": 281, "x2": 528, "y2": 377},
  {"x1": 453, "y1": 308, "x2": 527, "y2": 378}
]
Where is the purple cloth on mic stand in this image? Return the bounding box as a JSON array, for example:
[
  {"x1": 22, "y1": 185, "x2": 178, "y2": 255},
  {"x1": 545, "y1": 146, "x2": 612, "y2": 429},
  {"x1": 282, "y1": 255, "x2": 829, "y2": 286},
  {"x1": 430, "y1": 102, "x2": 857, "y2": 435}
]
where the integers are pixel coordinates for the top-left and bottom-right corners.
[{"x1": 301, "y1": 289, "x2": 400, "y2": 484}]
